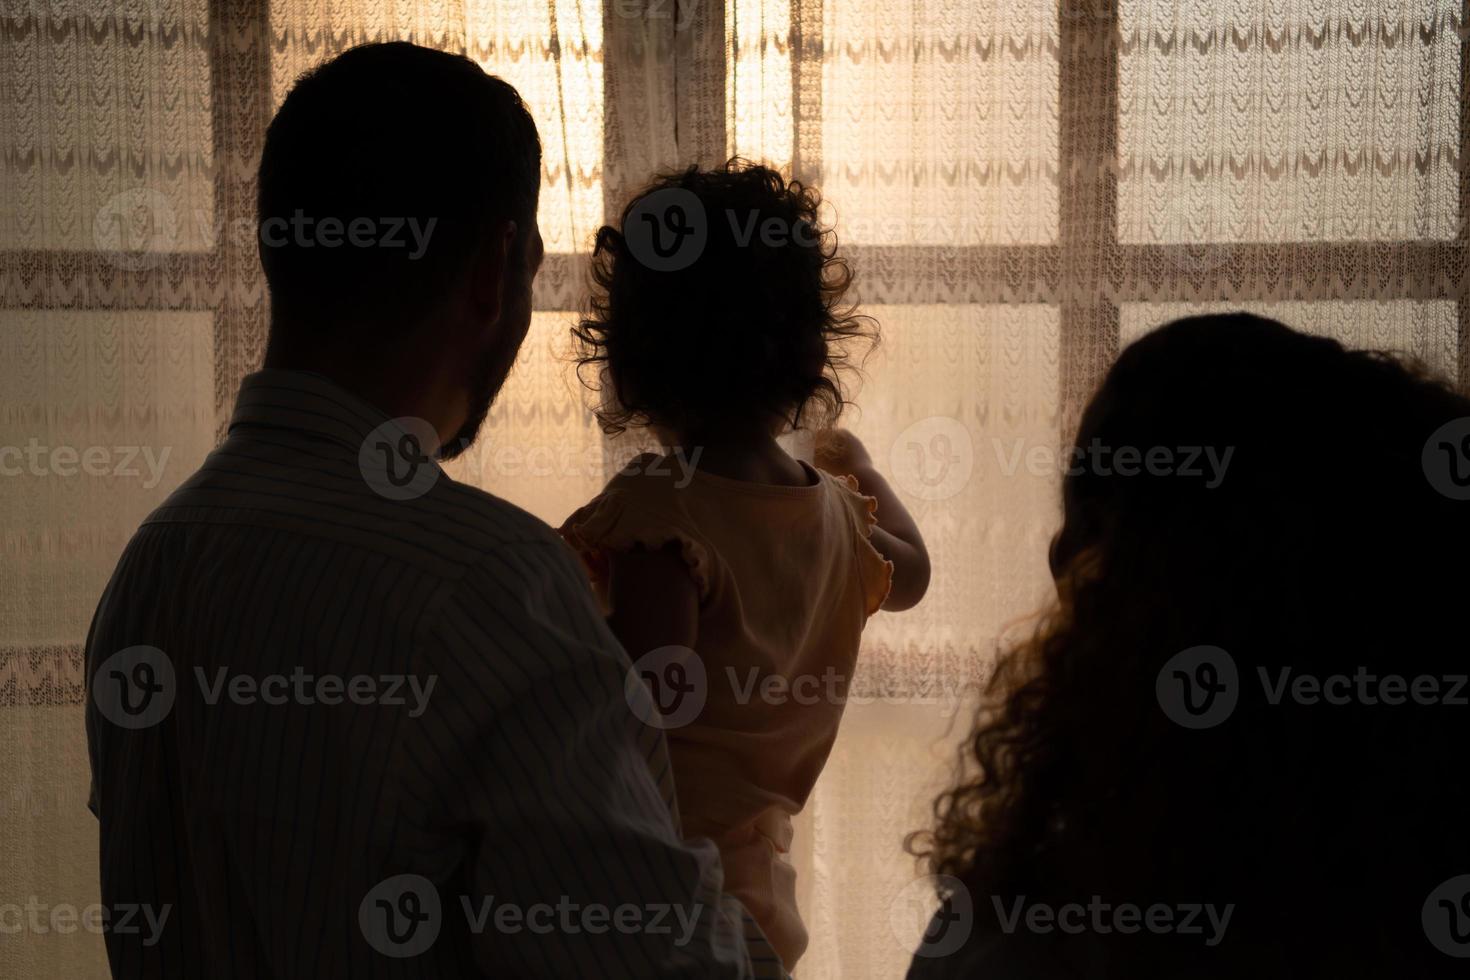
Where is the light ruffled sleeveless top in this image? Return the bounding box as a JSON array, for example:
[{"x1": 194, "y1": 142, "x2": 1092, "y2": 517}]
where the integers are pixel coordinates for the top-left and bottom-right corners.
[{"x1": 559, "y1": 453, "x2": 892, "y2": 969}]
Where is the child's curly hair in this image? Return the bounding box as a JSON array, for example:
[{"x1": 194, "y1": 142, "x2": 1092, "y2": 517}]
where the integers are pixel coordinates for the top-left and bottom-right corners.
[{"x1": 573, "y1": 159, "x2": 876, "y2": 436}]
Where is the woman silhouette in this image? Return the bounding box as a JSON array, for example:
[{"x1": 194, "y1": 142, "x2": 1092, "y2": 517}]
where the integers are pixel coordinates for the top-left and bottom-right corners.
[{"x1": 909, "y1": 314, "x2": 1470, "y2": 978}]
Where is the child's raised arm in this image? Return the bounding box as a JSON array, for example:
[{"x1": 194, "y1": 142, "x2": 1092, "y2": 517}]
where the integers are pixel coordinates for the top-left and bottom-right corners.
[{"x1": 813, "y1": 428, "x2": 931, "y2": 612}]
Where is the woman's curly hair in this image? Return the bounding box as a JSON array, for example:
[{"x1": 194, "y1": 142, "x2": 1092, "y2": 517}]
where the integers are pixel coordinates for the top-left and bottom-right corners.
[
  {"x1": 909, "y1": 314, "x2": 1470, "y2": 976},
  {"x1": 573, "y1": 159, "x2": 875, "y2": 435}
]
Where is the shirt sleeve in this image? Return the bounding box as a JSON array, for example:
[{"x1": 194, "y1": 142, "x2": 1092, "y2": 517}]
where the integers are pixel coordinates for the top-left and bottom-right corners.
[
  {"x1": 830, "y1": 473, "x2": 895, "y2": 616},
  {"x1": 391, "y1": 537, "x2": 785, "y2": 978},
  {"x1": 559, "y1": 487, "x2": 714, "y2": 602}
]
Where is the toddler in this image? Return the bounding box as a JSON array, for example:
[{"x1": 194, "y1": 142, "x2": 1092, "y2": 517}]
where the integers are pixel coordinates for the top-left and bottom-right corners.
[{"x1": 559, "y1": 160, "x2": 929, "y2": 970}]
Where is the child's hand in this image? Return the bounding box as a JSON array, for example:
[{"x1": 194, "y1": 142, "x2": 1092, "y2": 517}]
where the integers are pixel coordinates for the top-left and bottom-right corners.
[
  {"x1": 815, "y1": 426, "x2": 931, "y2": 612},
  {"x1": 813, "y1": 428, "x2": 872, "y2": 479}
]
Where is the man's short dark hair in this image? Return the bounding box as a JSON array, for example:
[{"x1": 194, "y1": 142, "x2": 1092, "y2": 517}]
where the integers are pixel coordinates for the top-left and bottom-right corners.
[{"x1": 258, "y1": 42, "x2": 541, "y2": 334}]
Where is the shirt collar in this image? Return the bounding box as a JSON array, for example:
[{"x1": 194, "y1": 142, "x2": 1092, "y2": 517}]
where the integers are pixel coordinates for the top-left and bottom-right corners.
[{"x1": 228, "y1": 369, "x2": 402, "y2": 454}]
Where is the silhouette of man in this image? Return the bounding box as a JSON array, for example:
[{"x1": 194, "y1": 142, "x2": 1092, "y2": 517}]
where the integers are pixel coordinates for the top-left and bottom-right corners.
[{"x1": 85, "y1": 42, "x2": 783, "y2": 979}]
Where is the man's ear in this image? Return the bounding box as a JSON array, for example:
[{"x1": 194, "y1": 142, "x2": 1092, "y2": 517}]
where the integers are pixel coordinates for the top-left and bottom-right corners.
[{"x1": 468, "y1": 218, "x2": 519, "y2": 325}]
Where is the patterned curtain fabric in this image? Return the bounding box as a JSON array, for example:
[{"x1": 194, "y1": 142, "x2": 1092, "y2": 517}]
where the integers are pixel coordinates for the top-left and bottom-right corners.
[
  {"x1": 1, "y1": 1, "x2": 1464, "y2": 977},
  {"x1": 734, "y1": 1, "x2": 1464, "y2": 977}
]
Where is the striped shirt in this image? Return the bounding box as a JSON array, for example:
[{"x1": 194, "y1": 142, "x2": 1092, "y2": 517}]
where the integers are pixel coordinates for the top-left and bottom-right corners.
[{"x1": 84, "y1": 369, "x2": 785, "y2": 979}]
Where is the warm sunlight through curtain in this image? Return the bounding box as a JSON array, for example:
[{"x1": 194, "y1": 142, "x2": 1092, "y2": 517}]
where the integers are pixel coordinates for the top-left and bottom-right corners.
[
  {"x1": 728, "y1": 1, "x2": 1464, "y2": 977},
  {"x1": 2, "y1": 1, "x2": 1465, "y2": 977}
]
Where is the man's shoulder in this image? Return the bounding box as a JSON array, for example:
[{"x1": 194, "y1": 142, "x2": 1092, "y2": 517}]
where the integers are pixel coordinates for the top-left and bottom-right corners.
[
  {"x1": 419, "y1": 472, "x2": 563, "y2": 550},
  {"x1": 387, "y1": 472, "x2": 590, "y2": 598},
  {"x1": 146, "y1": 443, "x2": 573, "y2": 590},
  {"x1": 420, "y1": 476, "x2": 599, "y2": 602}
]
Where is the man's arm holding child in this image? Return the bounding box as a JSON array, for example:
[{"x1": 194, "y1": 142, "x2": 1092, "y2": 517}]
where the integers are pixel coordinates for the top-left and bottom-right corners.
[{"x1": 396, "y1": 540, "x2": 783, "y2": 978}]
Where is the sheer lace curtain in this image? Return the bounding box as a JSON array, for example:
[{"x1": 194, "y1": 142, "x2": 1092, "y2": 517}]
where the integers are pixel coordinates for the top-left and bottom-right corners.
[{"x1": 1, "y1": 1, "x2": 1464, "y2": 977}]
